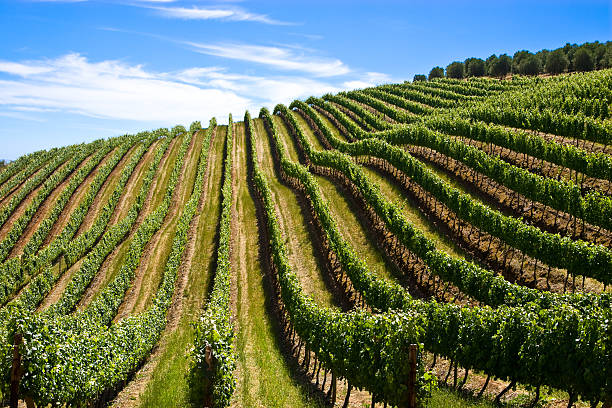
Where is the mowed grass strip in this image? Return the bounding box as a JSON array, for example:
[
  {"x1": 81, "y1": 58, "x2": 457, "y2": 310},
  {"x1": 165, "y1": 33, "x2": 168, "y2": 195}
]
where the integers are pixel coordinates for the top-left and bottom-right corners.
[
  {"x1": 130, "y1": 129, "x2": 204, "y2": 314},
  {"x1": 113, "y1": 131, "x2": 197, "y2": 318},
  {"x1": 229, "y1": 119, "x2": 326, "y2": 408},
  {"x1": 253, "y1": 117, "x2": 339, "y2": 309},
  {"x1": 75, "y1": 142, "x2": 145, "y2": 236},
  {"x1": 289, "y1": 111, "x2": 396, "y2": 282},
  {"x1": 137, "y1": 126, "x2": 225, "y2": 407}
]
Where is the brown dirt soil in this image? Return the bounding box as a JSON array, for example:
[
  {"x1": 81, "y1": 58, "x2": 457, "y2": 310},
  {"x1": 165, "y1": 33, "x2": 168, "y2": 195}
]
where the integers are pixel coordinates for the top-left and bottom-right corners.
[
  {"x1": 506, "y1": 126, "x2": 611, "y2": 156},
  {"x1": 407, "y1": 144, "x2": 612, "y2": 247},
  {"x1": 76, "y1": 137, "x2": 177, "y2": 310},
  {"x1": 0, "y1": 159, "x2": 72, "y2": 244},
  {"x1": 0, "y1": 159, "x2": 51, "y2": 206},
  {"x1": 449, "y1": 134, "x2": 612, "y2": 196},
  {"x1": 307, "y1": 107, "x2": 608, "y2": 293},
  {"x1": 107, "y1": 139, "x2": 162, "y2": 227},
  {"x1": 108, "y1": 128, "x2": 217, "y2": 407},
  {"x1": 36, "y1": 257, "x2": 85, "y2": 312},
  {"x1": 74, "y1": 143, "x2": 141, "y2": 237},
  {"x1": 42, "y1": 146, "x2": 121, "y2": 248},
  {"x1": 113, "y1": 132, "x2": 198, "y2": 321},
  {"x1": 9, "y1": 152, "x2": 99, "y2": 258}
]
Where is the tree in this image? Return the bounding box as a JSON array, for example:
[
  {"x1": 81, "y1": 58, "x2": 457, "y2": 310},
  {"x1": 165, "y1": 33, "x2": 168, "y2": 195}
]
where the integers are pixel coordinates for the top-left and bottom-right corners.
[
  {"x1": 465, "y1": 58, "x2": 485, "y2": 77},
  {"x1": 601, "y1": 44, "x2": 612, "y2": 69},
  {"x1": 485, "y1": 55, "x2": 498, "y2": 76},
  {"x1": 413, "y1": 74, "x2": 427, "y2": 82},
  {"x1": 428, "y1": 66, "x2": 444, "y2": 80},
  {"x1": 545, "y1": 49, "x2": 569, "y2": 74},
  {"x1": 512, "y1": 50, "x2": 532, "y2": 73},
  {"x1": 490, "y1": 54, "x2": 512, "y2": 78},
  {"x1": 573, "y1": 48, "x2": 595, "y2": 71},
  {"x1": 446, "y1": 61, "x2": 465, "y2": 79},
  {"x1": 519, "y1": 55, "x2": 541, "y2": 76}
]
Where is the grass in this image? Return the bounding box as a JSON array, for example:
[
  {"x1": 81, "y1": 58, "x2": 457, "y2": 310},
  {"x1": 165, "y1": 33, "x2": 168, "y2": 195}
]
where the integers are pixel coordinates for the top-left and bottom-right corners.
[
  {"x1": 253, "y1": 117, "x2": 339, "y2": 309},
  {"x1": 290, "y1": 111, "x2": 397, "y2": 283},
  {"x1": 427, "y1": 388, "x2": 496, "y2": 408},
  {"x1": 230, "y1": 120, "x2": 326, "y2": 408},
  {"x1": 360, "y1": 166, "x2": 467, "y2": 259},
  {"x1": 80, "y1": 142, "x2": 142, "y2": 233},
  {"x1": 133, "y1": 130, "x2": 203, "y2": 314},
  {"x1": 138, "y1": 126, "x2": 226, "y2": 407}
]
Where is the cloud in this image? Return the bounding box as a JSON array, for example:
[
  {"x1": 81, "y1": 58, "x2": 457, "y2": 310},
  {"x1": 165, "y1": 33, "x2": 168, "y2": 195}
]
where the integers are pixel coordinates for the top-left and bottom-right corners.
[
  {"x1": 174, "y1": 67, "x2": 341, "y2": 106},
  {"x1": 0, "y1": 54, "x2": 250, "y2": 123},
  {"x1": 0, "y1": 53, "x2": 350, "y2": 125},
  {"x1": 342, "y1": 72, "x2": 392, "y2": 89},
  {"x1": 188, "y1": 42, "x2": 350, "y2": 77},
  {"x1": 150, "y1": 5, "x2": 291, "y2": 25}
]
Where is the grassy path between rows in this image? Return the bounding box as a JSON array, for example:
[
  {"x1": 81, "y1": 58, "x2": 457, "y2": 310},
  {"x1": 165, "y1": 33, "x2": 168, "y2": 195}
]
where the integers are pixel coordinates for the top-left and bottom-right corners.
[
  {"x1": 254, "y1": 117, "x2": 339, "y2": 308},
  {"x1": 134, "y1": 126, "x2": 225, "y2": 407},
  {"x1": 229, "y1": 118, "x2": 326, "y2": 408}
]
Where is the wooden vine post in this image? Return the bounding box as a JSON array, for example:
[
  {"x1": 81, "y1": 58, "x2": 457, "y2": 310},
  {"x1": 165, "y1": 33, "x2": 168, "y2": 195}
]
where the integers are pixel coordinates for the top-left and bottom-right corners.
[
  {"x1": 9, "y1": 332, "x2": 23, "y2": 408},
  {"x1": 406, "y1": 344, "x2": 418, "y2": 408},
  {"x1": 203, "y1": 345, "x2": 214, "y2": 408}
]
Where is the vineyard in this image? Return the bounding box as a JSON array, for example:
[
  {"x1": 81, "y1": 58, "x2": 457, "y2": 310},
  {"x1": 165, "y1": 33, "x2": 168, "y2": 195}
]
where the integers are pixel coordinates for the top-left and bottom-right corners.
[{"x1": 0, "y1": 69, "x2": 611, "y2": 408}]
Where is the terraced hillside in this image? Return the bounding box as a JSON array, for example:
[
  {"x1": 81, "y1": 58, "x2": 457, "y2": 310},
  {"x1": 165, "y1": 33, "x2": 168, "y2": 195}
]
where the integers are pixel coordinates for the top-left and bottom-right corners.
[{"x1": 1, "y1": 69, "x2": 611, "y2": 408}]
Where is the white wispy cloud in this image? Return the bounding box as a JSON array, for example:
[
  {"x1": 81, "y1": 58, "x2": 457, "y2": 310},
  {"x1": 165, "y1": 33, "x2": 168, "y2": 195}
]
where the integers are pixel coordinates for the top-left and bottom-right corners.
[
  {"x1": 343, "y1": 72, "x2": 392, "y2": 89},
  {"x1": 174, "y1": 67, "x2": 341, "y2": 106},
  {"x1": 150, "y1": 5, "x2": 291, "y2": 25},
  {"x1": 0, "y1": 54, "x2": 249, "y2": 123},
  {"x1": 0, "y1": 53, "x2": 357, "y2": 125},
  {"x1": 188, "y1": 42, "x2": 350, "y2": 77}
]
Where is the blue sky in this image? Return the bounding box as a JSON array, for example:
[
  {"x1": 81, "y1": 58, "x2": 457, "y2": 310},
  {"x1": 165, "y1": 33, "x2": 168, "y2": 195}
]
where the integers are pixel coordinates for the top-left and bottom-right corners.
[{"x1": 0, "y1": 0, "x2": 610, "y2": 160}]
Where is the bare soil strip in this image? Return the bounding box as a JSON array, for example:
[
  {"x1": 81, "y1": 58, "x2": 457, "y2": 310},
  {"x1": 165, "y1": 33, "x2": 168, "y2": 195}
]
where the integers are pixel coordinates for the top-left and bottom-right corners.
[
  {"x1": 9, "y1": 150, "x2": 104, "y2": 258},
  {"x1": 76, "y1": 135, "x2": 181, "y2": 310},
  {"x1": 109, "y1": 127, "x2": 219, "y2": 407},
  {"x1": 113, "y1": 131, "x2": 198, "y2": 320},
  {"x1": 42, "y1": 145, "x2": 122, "y2": 247},
  {"x1": 0, "y1": 160, "x2": 72, "y2": 243}
]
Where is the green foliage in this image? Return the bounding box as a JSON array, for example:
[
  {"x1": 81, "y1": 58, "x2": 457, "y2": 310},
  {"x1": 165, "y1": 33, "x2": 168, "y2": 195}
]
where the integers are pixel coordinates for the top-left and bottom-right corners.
[
  {"x1": 289, "y1": 100, "x2": 611, "y2": 405},
  {"x1": 573, "y1": 48, "x2": 595, "y2": 72},
  {"x1": 0, "y1": 123, "x2": 203, "y2": 405},
  {"x1": 428, "y1": 66, "x2": 444, "y2": 80},
  {"x1": 465, "y1": 58, "x2": 485, "y2": 77},
  {"x1": 307, "y1": 96, "x2": 612, "y2": 284},
  {"x1": 254, "y1": 106, "x2": 432, "y2": 406},
  {"x1": 413, "y1": 74, "x2": 427, "y2": 82},
  {"x1": 445, "y1": 61, "x2": 465, "y2": 79},
  {"x1": 190, "y1": 121, "x2": 202, "y2": 133},
  {"x1": 190, "y1": 117, "x2": 236, "y2": 408},
  {"x1": 518, "y1": 54, "x2": 541, "y2": 76},
  {"x1": 490, "y1": 54, "x2": 512, "y2": 77},
  {"x1": 545, "y1": 49, "x2": 569, "y2": 74}
]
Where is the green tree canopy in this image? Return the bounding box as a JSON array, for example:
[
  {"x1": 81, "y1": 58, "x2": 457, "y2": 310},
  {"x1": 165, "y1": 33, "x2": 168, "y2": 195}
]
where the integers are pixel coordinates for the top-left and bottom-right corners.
[
  {"x1": 519, "y1": 54, "x2": 541, "y2": 76},
  {"x1": 573, "y1": 48, "x2": 595, "y2": 71},
  {"x1": 446, "y1": 61, "x2": 465, "y2": 79},
  {"x1": 428, "y1": 66, "x2": 444, "y2": 80},
  {"x1": 465, "y1": 58, "x2": 485, "y2": 77},
  {"x1": 545, "y1": 49, "x2": 569, "y2": 74},
  {"x1": 490, "y1": 54, "x2": 512, "y2": 78}
]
